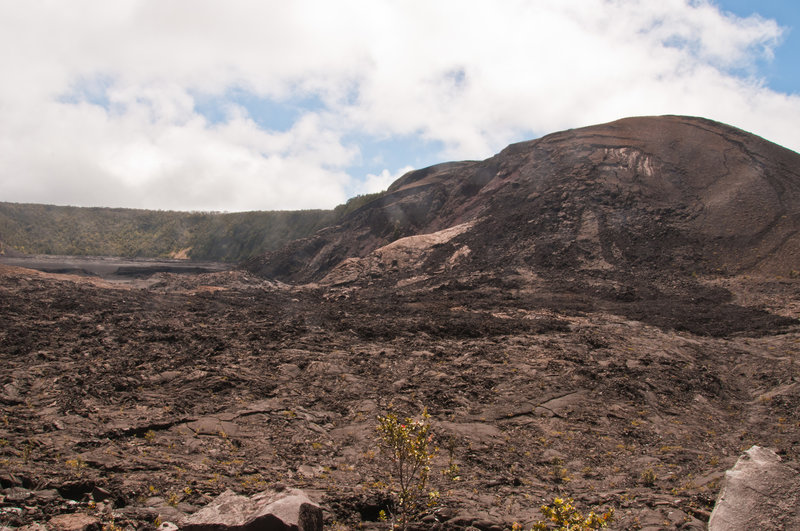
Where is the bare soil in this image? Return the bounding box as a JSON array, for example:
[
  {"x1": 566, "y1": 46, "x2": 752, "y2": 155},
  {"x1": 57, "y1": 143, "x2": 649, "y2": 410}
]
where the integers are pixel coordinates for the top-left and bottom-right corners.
[{"x1": 1, "y1": 263, "x2": 799, "y2": 530}]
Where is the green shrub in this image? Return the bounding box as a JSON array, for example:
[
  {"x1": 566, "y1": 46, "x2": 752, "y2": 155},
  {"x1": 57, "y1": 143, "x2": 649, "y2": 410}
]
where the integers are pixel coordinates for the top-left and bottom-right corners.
[
  {"x1": 640, "y1": 467, "x2": 657, "y2": 486},
  {"x1": 529, "y1": 497, "x2": 614, "y2": 530},
  {"x1": 376, "y1": 408, "x2": 439, "y2": 530}
]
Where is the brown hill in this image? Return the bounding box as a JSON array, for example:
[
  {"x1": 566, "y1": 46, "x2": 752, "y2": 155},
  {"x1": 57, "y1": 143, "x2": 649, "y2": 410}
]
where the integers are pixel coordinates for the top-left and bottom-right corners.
[
  {"x1": 243, "y1": 115, "x2": 800, "y2": 336},
  {"x1": 246, "y1": 115, "x2": 800, "y2": 284}
]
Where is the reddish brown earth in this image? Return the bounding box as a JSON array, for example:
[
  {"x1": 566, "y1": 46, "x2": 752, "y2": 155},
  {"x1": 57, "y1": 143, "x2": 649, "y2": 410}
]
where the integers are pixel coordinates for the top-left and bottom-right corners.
[{"x1": 2, "y1": 116, "x2": 800, "y2": 530}]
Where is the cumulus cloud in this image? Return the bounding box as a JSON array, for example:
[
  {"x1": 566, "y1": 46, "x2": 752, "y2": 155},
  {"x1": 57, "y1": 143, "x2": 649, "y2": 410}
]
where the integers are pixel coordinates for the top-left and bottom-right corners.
[
  {"x1": 0, "y1": 0, "x2": 797, "y2": 211},
  {"x1": 361, "y1": 166, "x2": 415, "y2": 196}
]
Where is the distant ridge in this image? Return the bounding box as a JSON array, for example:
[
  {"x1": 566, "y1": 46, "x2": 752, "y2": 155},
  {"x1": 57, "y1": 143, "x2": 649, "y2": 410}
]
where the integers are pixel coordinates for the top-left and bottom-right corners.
[{"x1": 0, "y1": 202, "x2": 334, "y2": 262}]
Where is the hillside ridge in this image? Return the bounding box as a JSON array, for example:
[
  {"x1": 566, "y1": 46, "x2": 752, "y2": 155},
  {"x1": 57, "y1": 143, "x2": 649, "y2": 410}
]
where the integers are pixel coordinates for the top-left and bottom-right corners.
[
  {"x1": 0, "y1": 203, "x2": 336, "y2": 262},
  {"x1": 246, "y1": 114, "x2": 800, "y2": 284}
]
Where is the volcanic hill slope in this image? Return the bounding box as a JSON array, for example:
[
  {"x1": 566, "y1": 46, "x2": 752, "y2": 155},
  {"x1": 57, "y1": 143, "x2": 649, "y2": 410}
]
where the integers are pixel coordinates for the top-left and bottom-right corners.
[
  {"x1": 2, "y1": 115, "x2": 800, "y2": 530},
  {"x1": 247, "y1": 115, "x2": 800, "y2": 336},
  {"x1": 249, "y1": 115, "x2": 800, "y2": 281}
]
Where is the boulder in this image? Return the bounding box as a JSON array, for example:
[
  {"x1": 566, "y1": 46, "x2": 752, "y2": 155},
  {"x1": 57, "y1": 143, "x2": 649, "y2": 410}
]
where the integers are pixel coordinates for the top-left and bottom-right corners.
[
  {"x1": 3, "y1": 487, "x2": 32, "y2": 502},
  {"x1": 708, "y1": 445, "x2": 800, "y2": 530},
  {"x1": 180, "y1": 488, "x2": 322, "y2": 531}
]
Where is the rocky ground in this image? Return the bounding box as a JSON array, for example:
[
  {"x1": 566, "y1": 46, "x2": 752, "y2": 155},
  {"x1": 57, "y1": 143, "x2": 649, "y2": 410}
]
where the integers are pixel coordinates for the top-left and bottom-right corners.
[{"x1": 2, "y1": 262, "x2": 799, "y2": 530}]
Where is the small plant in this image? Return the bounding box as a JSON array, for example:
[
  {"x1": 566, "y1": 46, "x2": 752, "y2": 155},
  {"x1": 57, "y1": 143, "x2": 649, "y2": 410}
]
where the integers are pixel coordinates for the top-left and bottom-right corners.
[
  {"x1": 166, "y1": 491, "x2": 180, "y2": 507},
  {"x1": 65, "y1": 457, "x2": 87, "y2": 476},
  {"x1": 641, "y1": 467, "x2": 657, "y2": 486},
  {"x1": 103, "y1": 517, "x2": 124, "y2": 531},
  {"x1": 21, "y1": 441, "x2": 34, "y2": 463},
  {"x1": 442, "y1": 435, "x2": 461, "y2": 481},
  {"x1": 550, "y1": 458, "x2": 570, "y2": 484},
  {"x1": 443, "y1": 461, "x2": 461, "y2": 481},
  {"x1": 376, "y1": 408, "x2": 439, "y2": 530},
  {"x1": 531, "y1": 497, "x2": 614, "y2": 530}
]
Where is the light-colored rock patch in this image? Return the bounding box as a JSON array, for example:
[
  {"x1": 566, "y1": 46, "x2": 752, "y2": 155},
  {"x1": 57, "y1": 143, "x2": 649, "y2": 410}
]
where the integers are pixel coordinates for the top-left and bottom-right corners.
[
  {"x1": 322, "y1": 220, "x2": 476, "y2": 285},
  {"x1": 708, "y1": 445, "x2": 800, "y2": 531}
]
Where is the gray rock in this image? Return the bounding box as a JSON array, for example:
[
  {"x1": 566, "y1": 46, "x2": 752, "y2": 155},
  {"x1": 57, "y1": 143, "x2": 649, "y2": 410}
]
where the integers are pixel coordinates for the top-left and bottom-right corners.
[
  {"x1": 708, "y1": 445, "x2": 800, "y2": 530},
  {"x1": 156, "y1": 505, "x2": 188, "y2": 525},
  {"x1": 3, "y1": 487, "x2": 32, "y2": 502},
  {"x1": 48, "y1": 513, "x2": 102, "y2": 531},
  {"x1": 180, "y1": 488, "x2": 322, "y2": 531},
  {"x1": 33, "y1": 489, "x2": 63, "y2": 502},
  {"x1": 18, "y1": 524, "x2": 49, "y2": 531},
  {"x1": 185, "y1": 417, "x2": 241, "y2": 437},
  {"x1": 91, "y1": 486, "x2": 113, "y2": 502},
  {"x1": 445, "y1": 513, "x2": 477, "y2": 527}
]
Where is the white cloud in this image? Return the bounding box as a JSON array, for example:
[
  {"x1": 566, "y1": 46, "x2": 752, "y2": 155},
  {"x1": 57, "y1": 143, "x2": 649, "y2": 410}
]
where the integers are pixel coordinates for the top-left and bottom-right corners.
[
  {"x1": 0, "y1": 0, "x2": 797, "y2": 211},
  {"x1": 361, "y1": 166, "x2": 415, "y2": 196}
]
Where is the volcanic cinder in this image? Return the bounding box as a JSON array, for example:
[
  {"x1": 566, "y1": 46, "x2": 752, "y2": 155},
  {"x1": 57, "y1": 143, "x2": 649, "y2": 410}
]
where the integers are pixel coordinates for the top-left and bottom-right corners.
[{"x1": 2, "y1": 115, "x2": 800, "y2": 530}]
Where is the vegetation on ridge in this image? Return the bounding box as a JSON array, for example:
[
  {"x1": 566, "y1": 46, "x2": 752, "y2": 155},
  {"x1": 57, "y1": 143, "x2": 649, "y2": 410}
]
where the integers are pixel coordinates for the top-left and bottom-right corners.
[{"x1": 0, "y1": 193, "x2": 386, "y2": 262}]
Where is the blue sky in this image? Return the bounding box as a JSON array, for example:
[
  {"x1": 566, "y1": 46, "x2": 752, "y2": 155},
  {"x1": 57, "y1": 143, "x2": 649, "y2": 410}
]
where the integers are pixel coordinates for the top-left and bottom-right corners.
[
  {"x1": 192, "y1": 90, "x2": 446, "y2": 196},
  {"x1": 716, "y1": 1, "x2": 799, "y2": 94},
  {"x1": 1, "y1": 1, "x2": 799, "y2": 212}
]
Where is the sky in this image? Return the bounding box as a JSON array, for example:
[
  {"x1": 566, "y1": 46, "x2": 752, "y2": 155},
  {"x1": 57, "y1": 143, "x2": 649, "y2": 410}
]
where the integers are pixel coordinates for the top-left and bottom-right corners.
[{"x1": 1, "y1": 0, "x2": 799, "y2": 212}]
